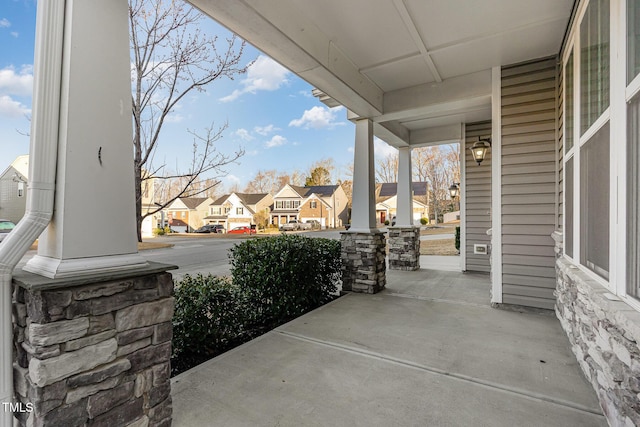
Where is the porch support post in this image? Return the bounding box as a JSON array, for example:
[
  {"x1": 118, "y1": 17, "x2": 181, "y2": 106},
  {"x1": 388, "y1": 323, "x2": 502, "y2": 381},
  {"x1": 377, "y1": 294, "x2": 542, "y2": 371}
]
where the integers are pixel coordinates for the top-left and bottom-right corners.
[
  {"x1": 395, "y1": 146, "x2": 413, "y2": 226},
  {"x1": 23, "y1": 0, "x2": 148, "y2": 279},
  {"x1": 350, "y1": 119, "x2": 377, "y2": 232},
  {"x1": 388, "y1": 146, "x2": 420, "y2": 271},
  {"x1": 341, "y1": 119, "x2": 386, "y2": 293},
  {"x1": 9, "y1": 2, "x2": 175, "y2": 426}
]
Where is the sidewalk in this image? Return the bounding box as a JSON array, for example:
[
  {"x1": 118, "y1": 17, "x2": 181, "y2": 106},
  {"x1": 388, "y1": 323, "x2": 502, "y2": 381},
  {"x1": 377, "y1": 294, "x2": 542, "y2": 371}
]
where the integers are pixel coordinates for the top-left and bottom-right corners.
[{"x1": 171, "y1": 259, "x2": 605, "y2": 426}]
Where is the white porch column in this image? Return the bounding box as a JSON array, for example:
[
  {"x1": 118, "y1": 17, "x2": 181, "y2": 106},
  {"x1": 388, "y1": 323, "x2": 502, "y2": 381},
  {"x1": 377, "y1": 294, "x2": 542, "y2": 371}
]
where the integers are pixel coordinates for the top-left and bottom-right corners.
[
  {"x1": 388, "y1": 146, "x2": 420, "y2": 271},
  {"x1": 341, "y1": 118, "x2": 386, "y2": 292},
  {"x1": 395, "y1": 146, "x2": 413, "y2": 226},
  {"x1": 24, "y1": 0, "x2": 147, "y2": 279},
  {"x1": 350, "y1": 118, "x2": 377, "y2": 232}
]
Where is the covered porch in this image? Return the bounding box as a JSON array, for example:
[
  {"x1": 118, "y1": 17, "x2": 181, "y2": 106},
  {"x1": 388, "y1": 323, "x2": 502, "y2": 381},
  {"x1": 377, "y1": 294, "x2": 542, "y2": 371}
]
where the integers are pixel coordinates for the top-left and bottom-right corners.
[{"x1": 171, "y1": 260, "x2": 605, "y2": 426}]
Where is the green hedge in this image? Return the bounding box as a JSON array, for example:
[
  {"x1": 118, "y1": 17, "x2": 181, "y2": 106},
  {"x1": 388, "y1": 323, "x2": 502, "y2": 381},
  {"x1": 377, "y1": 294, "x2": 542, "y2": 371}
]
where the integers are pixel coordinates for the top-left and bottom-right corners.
[
  {"x1": 172, "y1": 234, "x2": 341, "y2": 375},
  {"x1": 229, "y1": 234, "x2": 340, "y2": 324},
  {"x1": 172, "y1": 275, "x2": 250, "y2": 374},
  {"x1": 455, "y1": 226, "x2": 461, "y2": 251}
]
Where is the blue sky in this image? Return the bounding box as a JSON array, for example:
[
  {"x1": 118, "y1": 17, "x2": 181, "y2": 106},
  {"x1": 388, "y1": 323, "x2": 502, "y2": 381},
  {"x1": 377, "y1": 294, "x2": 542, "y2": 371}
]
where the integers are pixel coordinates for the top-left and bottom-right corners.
[{"x1": 0, "y1": 1, "x2": 397, "y2": 191}]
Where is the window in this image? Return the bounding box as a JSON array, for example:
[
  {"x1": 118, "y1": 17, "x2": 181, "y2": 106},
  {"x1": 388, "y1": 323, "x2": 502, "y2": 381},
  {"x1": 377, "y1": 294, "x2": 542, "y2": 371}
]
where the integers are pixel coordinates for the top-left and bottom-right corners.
[
  {"x1": 565, "y1": 158, "x2": 574, "y2": 257},
  {"x1": 563, "y1": 0, "x2": 612, "y2": 282},
  {"x1": 211, "y1": 207, "x2": 221, "y2": 215},
  {"x1": 628, "y1": 0, "x2": 640, "y2": 83},
  {"x1": 181, "y1": 211, "x2": 186, "y2": 218},
  {"x1": 580, "y1": 0, "x2": 609, "y2": 134},
  {"x1": 17, "y1": 182, "x2": 24, "y2": 198},
  {"x1": 580, "y1": 123, "x2": 610, "y2": 279},
  {"x1": 566, "y1": 51, "x2": 575, "y2": 153},
  {"x1": 628, "y1": 92, "x2": 640, "y2": 297},
  {"x1": 310, "y1": 201, "x2": 317, "y2": 209},
  {"x1": 236, "y1": 207, "x2": 244, "y2": 215}
]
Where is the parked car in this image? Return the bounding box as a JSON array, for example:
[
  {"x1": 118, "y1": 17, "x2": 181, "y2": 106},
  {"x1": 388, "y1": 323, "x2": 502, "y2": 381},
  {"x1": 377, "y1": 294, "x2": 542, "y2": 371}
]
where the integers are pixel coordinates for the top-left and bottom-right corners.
[
  {"x1": 0, "y1": 219, "x2": 16, "y2": 243},
  {"x1": 280, "y1": 220, "x2": 302, "y2": 231},
  {"x1": 194, "y1": 224, "x2": 225, "y2": 234},
  {"x1": 227, "y1": 226, "x2": 255, "y2": 235},
  {"x1": 303, "y1": 220, "x2": 321, "y2": 230}
]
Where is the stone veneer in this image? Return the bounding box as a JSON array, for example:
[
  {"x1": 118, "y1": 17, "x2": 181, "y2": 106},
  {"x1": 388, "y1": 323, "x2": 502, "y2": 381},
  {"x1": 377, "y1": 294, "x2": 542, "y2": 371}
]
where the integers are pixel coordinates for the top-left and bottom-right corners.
[
  {"x1": 11, "y1": 263, "x2": 175, "y2": 427},
  {"x1": 387, "y1": 227, "x2": 420, "y2": 271},
  {"x1": 340, "y1": 231, "x2": 386, "y2": 293},
  {"x1": 553, "y1": 232, "x2": 640, "y2": 426}
]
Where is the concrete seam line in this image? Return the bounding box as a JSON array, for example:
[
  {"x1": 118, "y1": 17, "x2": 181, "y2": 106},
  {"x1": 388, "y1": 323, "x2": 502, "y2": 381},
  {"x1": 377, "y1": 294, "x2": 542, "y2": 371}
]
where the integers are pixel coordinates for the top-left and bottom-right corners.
[
  {"x1": 384, "y1": 292, "x2": 493, "y2": 310},
  {"x1": 276, "y1": 330, "x2": 604, "y2": 418}
]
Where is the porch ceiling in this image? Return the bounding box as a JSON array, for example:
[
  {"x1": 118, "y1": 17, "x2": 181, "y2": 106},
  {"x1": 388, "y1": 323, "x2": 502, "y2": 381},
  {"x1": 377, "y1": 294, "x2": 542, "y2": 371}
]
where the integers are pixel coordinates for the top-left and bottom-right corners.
[{"x1": 189, "y1": 0, "x2": 573, "y2": 146}]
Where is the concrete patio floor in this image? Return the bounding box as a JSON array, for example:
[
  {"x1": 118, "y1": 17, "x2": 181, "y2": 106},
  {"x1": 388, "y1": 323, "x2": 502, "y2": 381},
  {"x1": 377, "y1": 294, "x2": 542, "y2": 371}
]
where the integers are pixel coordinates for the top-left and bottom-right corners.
[{"x1": 171, "y1": 257, "x2": 605, "y2": 426}]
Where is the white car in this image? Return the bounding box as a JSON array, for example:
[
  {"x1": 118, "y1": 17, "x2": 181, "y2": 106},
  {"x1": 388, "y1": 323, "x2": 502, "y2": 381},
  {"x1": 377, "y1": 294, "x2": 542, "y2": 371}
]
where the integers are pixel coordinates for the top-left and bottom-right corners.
[{"x1": 0, "y1": 219, "x2": 16, "y2": 243}]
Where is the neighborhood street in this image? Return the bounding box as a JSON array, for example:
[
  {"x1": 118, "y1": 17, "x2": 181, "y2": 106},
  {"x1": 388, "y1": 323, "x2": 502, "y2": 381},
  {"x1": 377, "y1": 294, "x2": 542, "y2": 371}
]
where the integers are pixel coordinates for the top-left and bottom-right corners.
[{"x1": 141, "y1": 230, "x2": 343, "y2": 280}]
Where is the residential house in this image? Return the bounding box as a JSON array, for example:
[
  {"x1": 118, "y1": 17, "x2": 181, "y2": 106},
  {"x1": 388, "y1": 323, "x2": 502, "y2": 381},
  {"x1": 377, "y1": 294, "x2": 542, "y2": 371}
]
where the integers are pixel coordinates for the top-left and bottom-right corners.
[
  {"x1": 0, "y1": 155, "x2": 28, "y2": 224},
  {"x1": 164, "y1": 197, "x2": 213, "y2": 233},
  {"x1": 139, "y1": 172, "x2": 160, "y2": 237},
  {"x1": 375, "y1": 182, "x2": 428, "y2": 225},
  {"x1": 271, "y1": 184, "x2": 348, "y2": 228},
  {"x1": 11, "y1": 1, "x2": 640, "y2": 424},
  {"x1": 205, "y1": 192, "x2": 273, "y2": 230}
]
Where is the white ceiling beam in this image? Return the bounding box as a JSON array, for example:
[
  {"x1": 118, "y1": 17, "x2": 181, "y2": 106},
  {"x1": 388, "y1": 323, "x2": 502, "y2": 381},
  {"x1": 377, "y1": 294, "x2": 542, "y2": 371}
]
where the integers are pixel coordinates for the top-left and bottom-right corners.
[
  {"x1": 410, "y1": 124, "x2": 462, "y2": 146},
  {"x1": 391, "y1": 0, "x2": 442, "y2": 82},
  {"x1": 188, "y1": 0, "x2": 384, "y2": 117},
  {"x1": 381, "y1": 70, "x2": 492, "y2": 122}
]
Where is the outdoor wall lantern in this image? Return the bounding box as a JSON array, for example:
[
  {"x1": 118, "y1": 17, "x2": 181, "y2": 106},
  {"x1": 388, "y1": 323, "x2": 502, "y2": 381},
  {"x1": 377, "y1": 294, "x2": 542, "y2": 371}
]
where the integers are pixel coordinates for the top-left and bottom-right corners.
[
  {"x1": 449, "y1": 182, "x2": 460, "y2": 199},
  {"x1": 470, "y1": 137, "x2": 491, "y2": 165}
]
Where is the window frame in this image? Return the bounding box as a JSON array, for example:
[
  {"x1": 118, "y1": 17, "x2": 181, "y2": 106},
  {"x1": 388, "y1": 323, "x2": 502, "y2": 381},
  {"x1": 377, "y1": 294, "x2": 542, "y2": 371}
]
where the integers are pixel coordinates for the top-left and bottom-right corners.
[
  {"x1": 562, "y1": 0, "x2": 616, "y2": 293},
  {"x1": 562, "y1": 0, "x2": 638, "y2": 308}
]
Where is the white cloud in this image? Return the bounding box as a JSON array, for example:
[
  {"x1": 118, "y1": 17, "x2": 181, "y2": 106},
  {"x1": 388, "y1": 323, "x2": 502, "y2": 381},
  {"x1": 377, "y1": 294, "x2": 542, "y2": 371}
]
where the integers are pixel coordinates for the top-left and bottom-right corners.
[
  {"x1": 225, "y1": 174, "x2": 240, "y2": 184},
  {"x1": 289, "y1": 106, "x2": 345, "y2": 129},
  {"x1": 0, "y1": 66, "x2": 33, "y2": 96},
  {"x1": 10, "y1": 32, "x2": 18, "y2": 38},
  {"x1": 0, "y1": 18, "x2": 10, "y2": 28},
  {"x1": 265, "y1": 135, "x2": 287, "y2": 148},
  {"x1": 220, "y1": 55, "x2": 289, "y2": 102},
  {"x1": 235, "y1": 128, "x2": 254, "y2": 141},
  {"x1": 246, "y1": 150, "x2": 259, "y2": 156},
  {"x1": 254, "y1": 124, "x2": 279, "y2": 136},
  {"x1": 165, "y1": 113, "x2": 184, "y2": 123},
  {"x1": 374, "y1": 137, "x2": 398, "y2": 159},
  {"x1": 347, "y1": 146, "x2": 354, "y2": 153},
  {"x1": 0, "y1": 95, "x2": 30, "y2": 118}
]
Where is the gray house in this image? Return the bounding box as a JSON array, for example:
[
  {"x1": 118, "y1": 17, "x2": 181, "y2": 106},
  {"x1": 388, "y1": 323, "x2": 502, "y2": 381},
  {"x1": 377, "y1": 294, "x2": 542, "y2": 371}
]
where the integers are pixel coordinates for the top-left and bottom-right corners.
[
  {"x1": 0, "y1": 155, "x2": 28, "y2": 224},
  {"x1": 2, "y1": 0, "x2": 640, "y2": 426}
]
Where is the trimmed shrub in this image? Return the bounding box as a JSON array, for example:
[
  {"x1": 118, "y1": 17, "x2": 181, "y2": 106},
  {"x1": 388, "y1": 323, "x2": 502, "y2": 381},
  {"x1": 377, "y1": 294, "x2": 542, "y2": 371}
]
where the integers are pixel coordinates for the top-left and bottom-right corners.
[
  {"x1": 153, "y1": 227, "x2": 165, "y2": 236},
  {"x1": 229, "y1": 234, "x2": 340, "y2": 325},
  {"x1": 420, "y1": 217, "x2": 428, "y2": 225},
  {"x1": 384, "y1": 220, "x2": 390, "y2": 225},
  {"x1": 172, "y1": 274, "x2": 249, "y2": 374},
  {"x1": 455, "y1": 226, "x2": 461, "y2": 251}
]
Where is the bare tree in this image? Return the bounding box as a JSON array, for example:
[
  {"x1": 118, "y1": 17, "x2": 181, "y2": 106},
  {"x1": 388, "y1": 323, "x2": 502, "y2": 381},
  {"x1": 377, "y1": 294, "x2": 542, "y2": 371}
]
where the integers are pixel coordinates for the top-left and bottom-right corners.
[
  {"x1": 130, "y1": 0, "x2": 250, "y2": 241},
  {"x1": 244, "y1": 170, "x2": 275, "y2": 193},
  {"x1": 412, "y1": 144, "x2": 459, "y2": 223},
  {"x1": 375, "y1": 152, "x2": 398, "y2": 183}
]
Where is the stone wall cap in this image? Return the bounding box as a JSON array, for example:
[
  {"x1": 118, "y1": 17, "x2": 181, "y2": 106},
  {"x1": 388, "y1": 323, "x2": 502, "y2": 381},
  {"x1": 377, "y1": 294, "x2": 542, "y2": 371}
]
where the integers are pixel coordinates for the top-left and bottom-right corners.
[{"x1": 12, "y1": 261, "x2": 177, "y2": 292}]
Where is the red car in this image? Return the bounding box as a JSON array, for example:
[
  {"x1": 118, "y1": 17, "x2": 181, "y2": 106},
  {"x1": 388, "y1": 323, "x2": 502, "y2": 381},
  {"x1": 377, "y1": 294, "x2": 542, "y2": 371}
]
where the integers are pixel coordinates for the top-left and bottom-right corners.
[{"x1": 227, "y1": 226, "x2": 255, "y2": 235}]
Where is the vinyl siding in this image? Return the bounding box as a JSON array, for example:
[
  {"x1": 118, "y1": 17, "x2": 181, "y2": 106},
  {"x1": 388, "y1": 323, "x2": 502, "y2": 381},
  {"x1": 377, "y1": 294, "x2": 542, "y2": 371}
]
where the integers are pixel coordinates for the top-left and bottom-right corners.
[
  {"x1": 464, "y1": 121, "x2": 492, "y2": 273},
  {"x1": 501, "y1": 58, "x2": 558, "y2": 310}
]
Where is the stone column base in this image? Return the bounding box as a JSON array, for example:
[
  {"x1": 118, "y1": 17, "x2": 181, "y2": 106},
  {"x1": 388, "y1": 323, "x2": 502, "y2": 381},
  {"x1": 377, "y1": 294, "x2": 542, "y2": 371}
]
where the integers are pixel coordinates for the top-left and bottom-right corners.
[
  {"x1": 388, "y1": 226, "x2": 420, "y2": 271},
  {"x1": 11, "y1": 262, "x2": 175, "y2": 427},
  {"x1": 340, "y1": 231, "x2": 386, "y2": 293}
]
